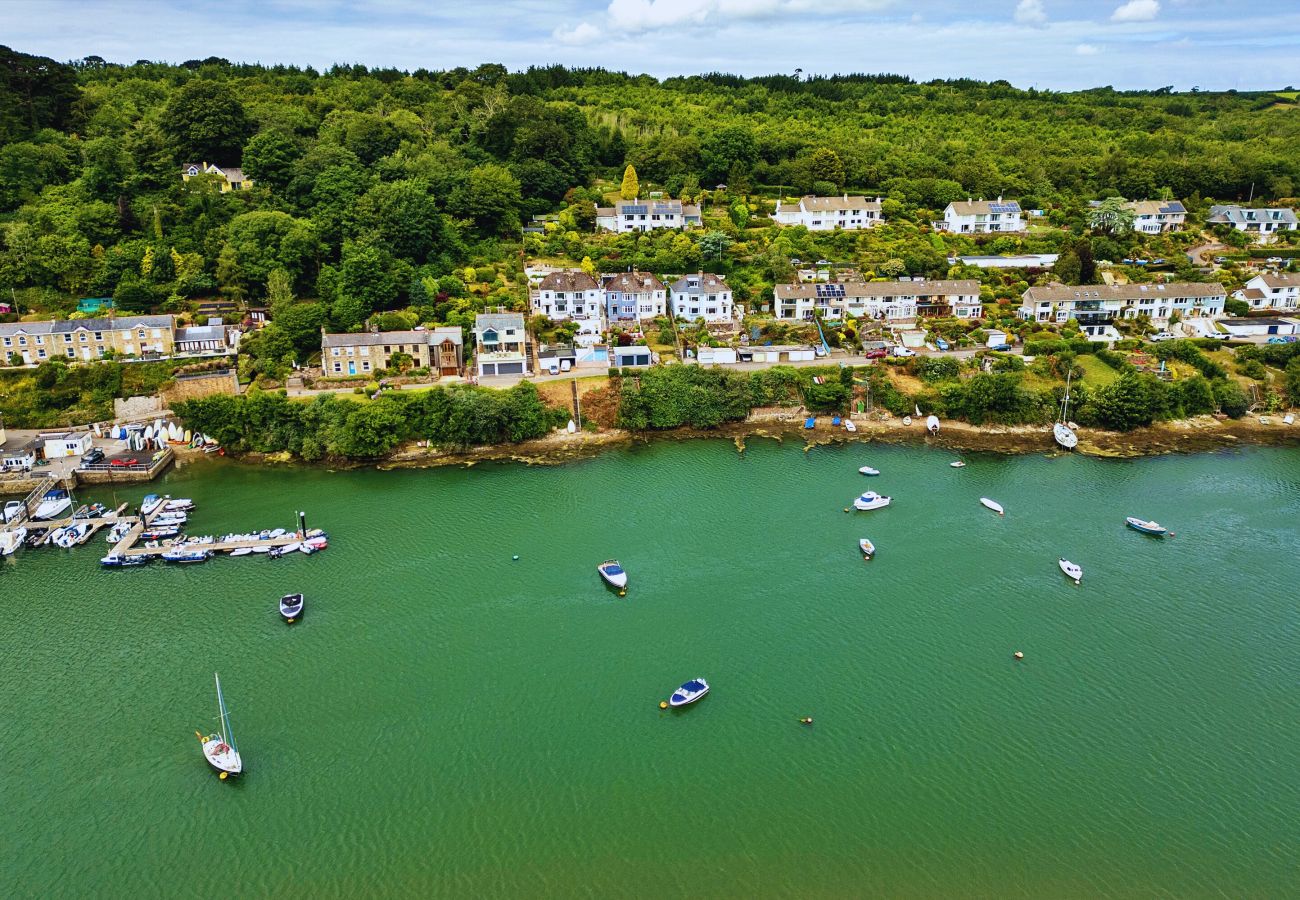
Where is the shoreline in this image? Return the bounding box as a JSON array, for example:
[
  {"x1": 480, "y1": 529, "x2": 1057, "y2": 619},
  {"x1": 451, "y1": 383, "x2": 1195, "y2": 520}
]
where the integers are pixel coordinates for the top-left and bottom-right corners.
[{"x1": 201, "y1": 410, "x2": 1300, "y2": 472}]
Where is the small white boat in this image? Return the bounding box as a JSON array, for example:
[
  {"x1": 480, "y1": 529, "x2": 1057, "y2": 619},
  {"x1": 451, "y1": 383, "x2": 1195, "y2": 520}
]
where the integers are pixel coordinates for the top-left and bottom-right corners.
[
  {"x1": 902, "y1": 416, "x2": 912, "y2": 426},
  {"x1": 1059, "y1": 558, "x2": 1082, "y2": 584},
  {"x1": 229, "y1": 548, "x2": 253, "y2": 557},
  {"x1": 197, "y1": 673, "x2": 242, "y2": 779},
  {"x1": 251, "y1": 546, "x2": 271, "y2": 554},
  {"x1": 1284, "y1": 414, "x2": 1295, "y2": 426},
  {"x1": 1053, "y1": 422, "x2": 1078, "y2": 449},
  {"x1": 56, "y1": 523, "x2": 91, "y2": 548},
  {"x1": 567, "y1": 419, "x2": 577, "y2": 434},
  {"x1": 105, "y1": 521, "x2": 132, "y2": 543},
  {"x1": 33, "y1": 492, "x2": 72, "y2": 520},
  {"x1": 858, "y1": 538, "x2": 875, "y2": 559},
  {"x1": 858, "y1": 466, "x2": 880, "y2": 476},
  {"x1": 140, "y1": 494, "x2": 164, "y2": 517},
  {"x1": 980, "y1": 497, "x2": 1005, "y2": 516},
  {"x1": 853, "y1": 491, "x2": 892, "y2": 511},
  {"x1": 950, "y1": 461, "x2": 966, "y2": 468},
  {"x1": 299, "y1": 543, "x2": 315, "y2": 555},
  {"x1": 1125, "y1": 517, "x2": 1169, "y2": 536},
  {"x1": 597, "y1": 559, "x2": 628, "y2": 590},
  {"x1": 0, "y1": 527, "x2": 26, "y2": 556},
  {"x1": 279, "y1": 592, "x2": 304, "y2": 623},
  {"x1": 282, "y1": 541, "x2": 302, "y2": 554},
  {"x1": 668, "y1": 678, "x2": 709, "y2": 708},
  {"x1": 926, "y1": 414, "x2": 940, "y2": 434},
  {"x1": 914, "y1": 404, "x2": 922, "y2": 418},
  {"x1": 3, "y1": 500, "x2": 24, "y2": 523},
  {"x1": 844, "y1": 419, "x2": 857, "y2": 433}
]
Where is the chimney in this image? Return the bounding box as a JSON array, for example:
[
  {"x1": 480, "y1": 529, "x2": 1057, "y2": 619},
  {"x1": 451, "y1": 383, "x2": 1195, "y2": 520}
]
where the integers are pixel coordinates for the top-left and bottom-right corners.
[
  {"x1": 844, "y1": 193, "x2": 848, "y2": 202},
  {"x1": 997, "y1": 195, "x2": 1002, "y2": 203}
]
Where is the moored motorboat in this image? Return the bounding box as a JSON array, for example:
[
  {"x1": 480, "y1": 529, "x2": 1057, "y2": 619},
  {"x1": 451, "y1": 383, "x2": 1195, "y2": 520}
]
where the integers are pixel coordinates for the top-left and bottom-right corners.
[
  {"x1": 0, "y1": 527, "x2": 27, "y2": 556},
  {"x1": 858, "y1": 538, "x2": 875, "y2": 559},
  {"x1": 668, "y1": 678, "x2": 710, "y2": 708},
  {"x1": 858, "y1": 466, "x2": 880, "y2": 476},
  {"x1": 597, "y1": 559, "x2": 628, "y2": 590},
  {"x1": 3, "y1": 500, "x2": 23, "y2": 523},
  {"x1": 229, "y1": 547, "x2": 253, "y2": 557},
  {"x1": 100, "y1": 552, "x2": 148, "y2": 567},
  {"x1": 950, "y1": 461, "x2": 966, "y2": 468},
  {"x1": 197, "y1": 673, "x2": 242, "y2": 779},
  {"x1": 1125, "y1": 517, "x2": 1169, "y2": 536},
  {"x1": 853, "y1": 491, "x2": 892, "y2": 511},
  {"x1": 33, "y1": 490, "x2": 72, "y2": 520},
  {"x1": 1058, "y1": 558, "x2": 1082, "y2": 584},
  {"x1": 980, "y1": 497, "x2": 1005, "y2": 516},
  {"x1": 163, "y1": 547, "x2": 211, "y2": 563},
  {"x1": 140, "y1": 494, "x2": 164, "y2": 517},
  {"x1": 279, "y1": 592, "x2": 304, "y2": 623}
]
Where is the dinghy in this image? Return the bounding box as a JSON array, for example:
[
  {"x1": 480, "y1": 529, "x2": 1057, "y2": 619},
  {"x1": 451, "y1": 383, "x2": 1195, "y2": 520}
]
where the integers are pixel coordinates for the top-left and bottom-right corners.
[
  {"x1": 979, "y1": 497, "x2": 1004, "y2": 515},
  {"x1": 567, "y1": 419, "x2": 577, "y2": 434},
  {"x1": 1058, "y1": 558, "x2": 1082, "y2": 584},
  {"x1": 0, "y1": 527, "x2": 26, "y2": 556},
  {"x1": 950, "y1": 461, "x2": 966, "y2": 468},
  {"x1": 668, "y1": 678, "x2": 710, "y2": 708},
  {"x1": 858, "y1": 538, "x2": 875, "y2": 559},
  {"x1": 279, "y1": 593, "x2": 304, "y2": 623},
  {"x1": 197, "y1": 673, "x2": 242, "y2": 779},
  {"x1": 902, "y1": 416, "x2": 912, "y2": 426},
  {"x1": 926, "y1": 414, "x2": 940, "y2": 435},
  {"x1": 1125, "y1": 517, "x2": 1169, "y2": 536},
  {"x1": 853, "y1": 491, "x2": 892, "y2": 511},
  {"x1": 858, "y1": 466, "x2": 880, "y2": 476},
  {"x1": 229, "y1": 547, "x2": 253, "y2": 557},
  {"x1": 844, "y1": 419, "x2": 857, "y2": 433},
  {"x1": 597, "y1": 559, "x2": 628, "y2": 590}
]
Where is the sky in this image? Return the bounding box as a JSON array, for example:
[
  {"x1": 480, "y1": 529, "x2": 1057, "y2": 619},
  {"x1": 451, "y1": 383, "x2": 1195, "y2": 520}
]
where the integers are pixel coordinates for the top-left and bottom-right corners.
[{"x1": 3, "y1": 0, "x2": 1299, "y2": 91}]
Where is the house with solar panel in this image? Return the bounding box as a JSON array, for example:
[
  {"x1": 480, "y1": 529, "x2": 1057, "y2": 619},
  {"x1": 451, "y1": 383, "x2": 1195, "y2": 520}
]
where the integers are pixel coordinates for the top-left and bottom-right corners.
[
  {"x1": 1124, "y1": 199, "x2": 1187, "y2": 233},
  {"x1": 1206, "y1": 206, "x2": 1298, "y2": 241},
  {"x1": 602, "y1": 272, "x2": 667, "y2": 323},
  {"x1": 937, "y1": 197, "x2": 1025, "y2": 233},
  {"x1": 529, "y1": 270, "x2": 606, "y2": 341},
  {"x1": 773, "y1": 195, "x2": 884, "y2": 231},
  {"x1": 773, "y1": 279, "x2": 982, "y2": 323},
  {"x1": 670, "y1": 273, "x2": 734, "y2": 323},
  {"x1": 595, "y1": 198, "x2": 702, "y2": 233}
]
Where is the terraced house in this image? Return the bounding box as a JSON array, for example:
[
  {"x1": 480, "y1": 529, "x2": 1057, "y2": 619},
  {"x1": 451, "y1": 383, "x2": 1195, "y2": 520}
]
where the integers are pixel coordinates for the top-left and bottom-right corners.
[
  {"x1": 0, "y1": 315, "x2": 175, "y2": 364},
  {"x1": 1207, "y1": 206, "x2": 1298, "y2": 240},
  {"x1": 529, "y1": 270, "x2": 605, "y2": 341},
  {"x1": 670, "y1": 273, "x2": 734, "y2": 323},
  {"x1": 774, "y1": 279, "x2": 983, "y2": 322},
  {"x1": 1018, "y1": 282, "x2": 1226, "y2": 326},
  {"x1": 321, "y1": 328, "x2": 464, "y2": 378},
  {"x1": 773, "y1": 195, "x2": 884, "y2": 231},
  {"x1": 603, "y1": 272, "x2": 667, "y2": 323}
]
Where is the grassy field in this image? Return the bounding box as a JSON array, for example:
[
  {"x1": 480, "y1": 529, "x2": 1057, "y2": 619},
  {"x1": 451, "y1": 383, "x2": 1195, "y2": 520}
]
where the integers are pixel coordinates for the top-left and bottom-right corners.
[{"x1": 1074, "y1": 355, "x2": 1121, "y2": 386}]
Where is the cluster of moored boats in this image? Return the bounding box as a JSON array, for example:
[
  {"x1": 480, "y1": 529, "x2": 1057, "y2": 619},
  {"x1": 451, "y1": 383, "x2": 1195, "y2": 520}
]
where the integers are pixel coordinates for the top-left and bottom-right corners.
[{"x1": 847, "y1": 460, "x2": 1173, "y2": 583}]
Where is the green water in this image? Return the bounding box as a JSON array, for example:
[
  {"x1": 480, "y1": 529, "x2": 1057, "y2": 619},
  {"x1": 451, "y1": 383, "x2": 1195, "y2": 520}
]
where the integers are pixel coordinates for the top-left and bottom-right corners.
[{"x1": 3, "y1": 440, "x2": 1298, "y2": 898}]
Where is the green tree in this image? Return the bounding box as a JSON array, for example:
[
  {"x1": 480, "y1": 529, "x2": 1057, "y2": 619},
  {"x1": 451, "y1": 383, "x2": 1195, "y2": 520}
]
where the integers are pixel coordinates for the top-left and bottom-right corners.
[
  {"x1": 1212, "y1": 378, "x2": 1249, "y2": 418},
  {"x1": 447, "y1": 164, "x2": 522, "y2": 235},
  {"x1": 241, "y1": 130, "x2": 301, "y2": 192},
  {"x1": 1090, "y1": 371, "x2": 1156, "y2": 431},
  {"x1": 620, "y1": 164, "x2": 639, "y2": 200},
  {"x1": 698, "y1": 231, "x2": 732, "y2": 261},
  {"x1": 1285, "y1": 358, "x2": 1300, "y2": 407},
  {"x1": 807, "y1": 148, "x2": 845, "y2": 188},
  {"x1": 354, "y1": 178, "x2": 450, "y2": 263},
  {"x1": 162, "y1": 79, "x2": 252, "y2": 163},
  {"x1": 1087, "y1": 197, "x2": 1136, "y2": 235}
]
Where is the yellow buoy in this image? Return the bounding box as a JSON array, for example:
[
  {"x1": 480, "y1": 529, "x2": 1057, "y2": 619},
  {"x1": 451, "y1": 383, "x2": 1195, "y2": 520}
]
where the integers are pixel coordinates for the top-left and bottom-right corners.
[
  {"x1": 659, "y1": 701, "x2": 668, "y2": 710},
  {"x1": 219, "y1": 771, "x2": 228, "y2": 780},
  {"x1": 619, "y1": 590, "x2": 627, "y2": 597},
  {"x1": 287, "y1": 618, "x2": 295, "y2": 624}
]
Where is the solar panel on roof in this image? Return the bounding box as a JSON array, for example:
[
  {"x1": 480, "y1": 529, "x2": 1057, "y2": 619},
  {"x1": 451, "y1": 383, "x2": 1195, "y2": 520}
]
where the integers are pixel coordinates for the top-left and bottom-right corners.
[{"x1": 988, "y1": 203, "x2": 1020, "y2": 213}]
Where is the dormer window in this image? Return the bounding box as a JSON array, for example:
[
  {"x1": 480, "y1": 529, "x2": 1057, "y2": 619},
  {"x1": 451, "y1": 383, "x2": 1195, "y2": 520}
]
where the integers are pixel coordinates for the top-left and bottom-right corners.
[{"x1": 187, "y1": 166, "x2": 199, "y2": 176}]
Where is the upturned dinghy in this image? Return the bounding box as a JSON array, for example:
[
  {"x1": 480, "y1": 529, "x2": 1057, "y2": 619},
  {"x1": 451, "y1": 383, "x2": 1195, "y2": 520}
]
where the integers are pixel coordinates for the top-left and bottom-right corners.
[
  {"x1": 844, "y1": 419, "x2": 857, "y2": 433},
  {"x1": 980, "y1": 497, "x2": 1005, "y2": 516},
  {"x1": 950, "y1": 461, "x2": 966, "y2": 468},
  {"x1": 279, "y1": 593, "x2": 304, "y2": 623},
  {"x1": 197, "y1": 673, "x2": 242, "y2": 779},
  {"x1": 858, "y1": 466, "x2": 880, "y2": 476},
  {"x1": 1125, "y1": 517, "x2": 1169, "y2": 536},
  {"x1": 1059, "y1": 558, "x2": 1082, "y2": 584},
  {"x1": 597, "y1": 559, "x2": 628, "y2": 589},
  {"x1": 668, "y1": 678, "x2": 710, "y2": 707},
  {"x1": 902, "y1": 416, "x2": 912, "y2": 426},
  {"x1": 858, "y1": 538, "x2": 876, "y2": 559},
  {"x1": 853, "y1": 491, "x2": 892, "y2": 511}
]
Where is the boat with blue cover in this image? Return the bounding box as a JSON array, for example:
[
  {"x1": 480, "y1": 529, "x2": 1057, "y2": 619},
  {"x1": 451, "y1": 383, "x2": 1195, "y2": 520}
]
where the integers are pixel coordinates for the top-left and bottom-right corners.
[
  {"x1": 669, "y1": 678, "x2": 710, "y2": 707},
  {"x1": 853, "y1": 491, "x2": 891, "y2": 511},
  {"x1": 597, "y1": 559, "x2": 628, "y2": 589},
  {"x1": 1125, "y1": 517, "x2": 1169, "y2": 536}
]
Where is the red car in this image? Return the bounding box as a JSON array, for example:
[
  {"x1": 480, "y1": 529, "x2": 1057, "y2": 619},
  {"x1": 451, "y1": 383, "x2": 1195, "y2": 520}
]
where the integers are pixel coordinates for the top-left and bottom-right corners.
[
  {"x1": 110, "y1": 457, "x2": 139, "y2": 467},
  {"x1": 864, "y1": 348, "x2": 888, "y2": 359}
]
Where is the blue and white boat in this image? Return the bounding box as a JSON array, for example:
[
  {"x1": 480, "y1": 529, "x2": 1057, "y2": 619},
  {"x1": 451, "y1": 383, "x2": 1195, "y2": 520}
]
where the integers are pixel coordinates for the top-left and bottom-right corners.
[
  {"x1": 140, "y1": 494, "x2": 164, "y2": 517},
  {"x1": 1125, "y1": 517, "x2": 1169, "y2": 536},
  {"x1": 853, "y1": 491, "x2": 891, "y2": 511},
  {"x1": 668, "y1": 678, "x2": 710, "y2": 707},
  {"x1": 163, "y1": 547, "x2": 211, "y2": 564},
  {"x1": 100, "y1": 553, "x2": 148, "y2": 567},
  {"x1": 597, "y1": 559, "x2": 628, "y2": 589},
  {"x1": 858, "y1": 538, "x2": 876, "y2": 559},
  {"x1": 33, "y1": 490, "x2": 72, "y2": 520},
  {"x1": 858, "y1": 466, "x2": 880, "y2": 476}
]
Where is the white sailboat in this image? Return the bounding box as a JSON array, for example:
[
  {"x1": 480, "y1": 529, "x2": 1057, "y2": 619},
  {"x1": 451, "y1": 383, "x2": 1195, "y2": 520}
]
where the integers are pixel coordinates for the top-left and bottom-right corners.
[
  {"x1": 197, "y1": 673, "x2": 242, "y2": 779},
  {"x1": 1054, "y1": 370, "x2": 1078, "y2": 450}
]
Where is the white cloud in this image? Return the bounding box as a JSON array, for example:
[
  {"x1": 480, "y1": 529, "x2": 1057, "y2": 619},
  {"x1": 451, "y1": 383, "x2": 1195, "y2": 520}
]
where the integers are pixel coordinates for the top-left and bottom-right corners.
[
  {"x1": 603, "y1": 0, "x2": 890, "y2": 34},
  {"x1": 1014, "y1": 0, "x2": 1047, "y2": 25},
  {"x1": 1075, "y1": 42, "x2": 1100, "y2": 55},
  {"x1": 1111, "y1": 0, "x2": 1160, "y2": 22},
  {"x1": 553, "y1": 21, "x2": 601, "y2": 44}
]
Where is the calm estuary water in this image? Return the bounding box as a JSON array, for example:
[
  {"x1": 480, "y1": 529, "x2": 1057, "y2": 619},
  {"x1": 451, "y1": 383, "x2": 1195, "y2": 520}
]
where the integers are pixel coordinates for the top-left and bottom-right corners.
[{"x1": 2, "y1": 439, "x2": 1299, "y2": 898}]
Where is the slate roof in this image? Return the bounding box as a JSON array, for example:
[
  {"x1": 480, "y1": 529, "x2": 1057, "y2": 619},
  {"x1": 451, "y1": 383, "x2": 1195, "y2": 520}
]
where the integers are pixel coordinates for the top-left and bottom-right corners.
[
  {"x1": 774, "y1": 280, "x2": 980, "y2": 300},
  {"x1": 1254, "y1": 272, "x2": 1300, "y2": 288},
  {"x1": 323, "y1": 328, "x2": 463, "y2": 348},
  {"x1": 776, "y1": 195, "x2": 882, "y2": 214},
  {"x1": 671, "y1": 273, "x2": 729, "y2": 294},
  {"x1": 1022, "y1": 283, "x2": 1226, "y2": 303},
  {"x1": 1208, "y1": 205, "x2": 1299, "y2": 226},
  {"x1": 603, "y1": 272, "x2": 665, "y2": 293},
  {"x1": 537, "y1": 270, "x2": 600, "y2": 292},
  {"x1": 0, "y1": 315, "x2": 173, "y2": 337},
  {"x1": 946, "y1": 199, "x2": 1022, "y2": 216}
]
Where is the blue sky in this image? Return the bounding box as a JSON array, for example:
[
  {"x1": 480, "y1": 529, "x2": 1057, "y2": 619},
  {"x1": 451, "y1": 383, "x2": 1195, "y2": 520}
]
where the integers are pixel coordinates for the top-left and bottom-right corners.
[{"x1": 3, "y1": 0, "x2": 1298, "y2": 90}]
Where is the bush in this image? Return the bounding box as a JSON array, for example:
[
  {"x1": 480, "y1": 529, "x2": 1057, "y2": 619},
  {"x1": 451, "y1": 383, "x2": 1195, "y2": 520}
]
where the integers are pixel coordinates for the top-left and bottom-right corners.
[
  {"x1": 915, "y1": 356, "x2": 961, "y2": 382},
  {"x1": 1213, "y1": 379, "x2": 1249, "y2": 418}
]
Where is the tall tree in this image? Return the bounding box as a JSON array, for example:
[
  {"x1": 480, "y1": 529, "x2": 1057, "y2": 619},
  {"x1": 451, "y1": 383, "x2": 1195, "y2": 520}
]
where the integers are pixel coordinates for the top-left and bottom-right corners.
[
  {"x1": 620, "y1": 164, "x2": 639, "y2": 200},
  {"x1": 1087, "y1": 197, "x2": 1136, "y2": 235},
  {"x1": 163, "y1": 79, "x2": 252, "y2": 164}
]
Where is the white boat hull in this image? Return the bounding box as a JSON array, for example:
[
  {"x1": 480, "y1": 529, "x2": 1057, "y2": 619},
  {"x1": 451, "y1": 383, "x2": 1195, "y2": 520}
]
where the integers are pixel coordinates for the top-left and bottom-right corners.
[
  {"x1": 1059, "y1": 558, "x2": 1082, "y2": 583},
  {"x1": 202, "y1": 735, "x2": 242, "y2": 775},
  {"x1": 844, "y1": 420, "x2": 857, "y2": 433},
  {"x1": 858, "y1": 539, "x2": 875, "y2": 558},
  {"x1": 1053, "y1": 422, "x2": 1078, "y2": 449},
  {"x1": 853, "y1": 496, "x2": 892, "y2": 511},
  {"x1": 950, "y1": 461, "x2": 966, "y2": 468},
  {"x1": 980, "y1": 498, "x2": 1004, "y2": 515},
  {"x1": 33, "y1": 498, "x2": 72, "y2": 520},
  {"x1": 858, "y1": 466, "x2": 880, "y2": 476}
]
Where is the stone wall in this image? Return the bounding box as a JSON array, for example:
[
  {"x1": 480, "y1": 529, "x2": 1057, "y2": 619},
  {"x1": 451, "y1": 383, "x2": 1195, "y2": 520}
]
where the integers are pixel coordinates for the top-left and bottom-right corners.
[
  {"x1": 113, "y1": 395, "x2": 163, "y2": 420},
  {"x1": 160, "y1": 369, "x2": 239, "y2": 405}
]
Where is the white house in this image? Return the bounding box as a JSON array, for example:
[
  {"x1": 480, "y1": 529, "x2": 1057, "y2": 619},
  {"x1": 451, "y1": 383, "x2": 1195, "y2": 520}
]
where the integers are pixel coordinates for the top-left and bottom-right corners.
[
  {"x1": 41, "y1": 431, "x2": 94, "y2": 458},
  {"x1": 1207, "y1": 206, "x2": 1298, "y2": 240},
  {"x1": 773, "y1": 279, "x2": 982, "y2": 322},
  {"x1": 603, "y1": 272, "x2": 667, "y2": 323},
  {"x1": 473, "y1": 311, "x2": 529, "y2": 378},
  {"x1": 2, "y1": 440, "x2": 37, "y2": 471},
  {"x1": 938, "y1": 198, "x2": 1025, "y2": 233},
  {"x1": 955, "y1": 254, "x2": 1059, "y2": 269},
  {"x1": 773, "y1": 195, "x2": 883, "y2": 231},
  {"x1": 595, "y1": 198, "x2": 701, "y2": 233},
  {"x1": 1236, "y1": 273, "x2": 1300, "y2": 311},
  {"x1": 1018, "y1": 282, "x2": 1226, "y2": 326},
  {"x1": 530, "y1": 270, "x2": 606, "y2": 341},
  {"x1": 1124, "y1": 199, "x2": 1187, "y2": 233},
  {"x1": 670, "y1": 273, "x2": 734, "y2": 323}
]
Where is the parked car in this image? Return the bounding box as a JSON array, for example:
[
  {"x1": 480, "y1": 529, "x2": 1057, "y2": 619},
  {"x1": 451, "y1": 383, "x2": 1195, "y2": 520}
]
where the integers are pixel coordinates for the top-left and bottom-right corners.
[
  {"x1": 864, "y1": 348, "x2": 888, "y2": 359},
  {"x1": 1149, "y1": 331, "x2": 1177, "y2": 342},
  {"x1": 987, "y1": 343, "x2": 1012, "y2": 352},
  {"x1": 80, "y1": 448, "x2": 105, "y2": 465},
  {"x1": 1266, "y1": 257, "x2": 1284, "y2": 264},
  {"x1": 934, "y1": 338, "x2": 950, "y2": 351},
  {"x1": 109, "y1": 457, "x2": 138, "y2": 468},
  {"x1": 890, "y1": 346, "x2": 917, "y2": 358}
]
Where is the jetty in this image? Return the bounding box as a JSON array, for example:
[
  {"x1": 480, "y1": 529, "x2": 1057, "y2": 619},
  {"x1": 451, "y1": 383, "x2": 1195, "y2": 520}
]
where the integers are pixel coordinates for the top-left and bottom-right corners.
[{"x1": 15, "y1": 503, "x2": 133, "y2": 547}]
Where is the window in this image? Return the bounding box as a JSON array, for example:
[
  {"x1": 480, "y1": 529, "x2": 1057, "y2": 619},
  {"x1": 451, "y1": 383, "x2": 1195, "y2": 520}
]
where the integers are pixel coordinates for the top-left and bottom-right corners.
[
  {"x1": 66, "y1": 348, "x2": 74, "y2": 358},
  {"x1": 38, "y1": 348, "x2": 46, "y2": 358},
  {"x1": 362, "y1": 361, "x2": 371, "y2": 372},
  {"x1": 80, "y1": 333, "x2": 88, "y2": 342},
  {"x1": 333, "y1": 362, "x2": 342, "y2": 373},
  {"x1": 64, "y1": 334, "x2": 72, "y2": 343},
  {"x1": 331, "y1": 347, "x2": 340, "y2": 356},
  {"x1": 1, "y1": 337, "x2": 8, "y2": 346},
  {"x1": 18, "y1": 337, "x2": 26, "y2": 346},
  {"x1": 94, "y1": 332, "x2": 103, "y2": 341}
]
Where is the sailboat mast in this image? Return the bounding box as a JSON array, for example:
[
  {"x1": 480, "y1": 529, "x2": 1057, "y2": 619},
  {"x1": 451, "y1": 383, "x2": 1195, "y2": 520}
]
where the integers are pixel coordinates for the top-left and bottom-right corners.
[{"x1": 214, "y1": 672, "x2": 236, "y2": 750}]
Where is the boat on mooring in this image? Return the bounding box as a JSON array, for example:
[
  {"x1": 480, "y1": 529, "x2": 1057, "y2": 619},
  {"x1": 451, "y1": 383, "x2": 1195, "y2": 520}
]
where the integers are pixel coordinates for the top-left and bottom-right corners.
[
  {"x1": 196, "y1": 673, "x2": 242, "y2": 779},
  {"x1": 597, "y1": 559, "x2": 628, "y2": 590},
  {"x1": 1059, "y1": 558, "x2": 1083, "y2": 584},
  {"x1": 100, "y1": 552, "x2": 148, "y2": 567},
  {"x1": 1125, "y1": 517, "x2": 1170, "y2": 536},
  {"x1": 950, "y1": 461, "x2": 966, "y2": 468},
  {"x1": 853, "y1": 491, "x2": 892, "y2": 511},
  {"x1": 163, "y1": 547, "x2": 211, "y2": 564},
  {"x1": 33, "y1": 490, "x2": 72, "y2": 521},
  {"x1": 858, "y1": 465, "x2": 880, "y2": 476},
  {"x1": 668, "y1": 678, "x2": 710, "y2": 708},
  {"x1": 858, "y1": 538, "x2": 876, "y2": 559},
  {"x1": 0, "y1": 527, "x2": 27, "y2": 556},
  {"x1": 279, "y1": 593, "x2": 304, "y2": 623},
  {"x1": 980, "y1": 497, "x2": 1005, "y2": 516},
  {"x1": 1054, "y1": 370, "x2": 1079, "y2": 449}
]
